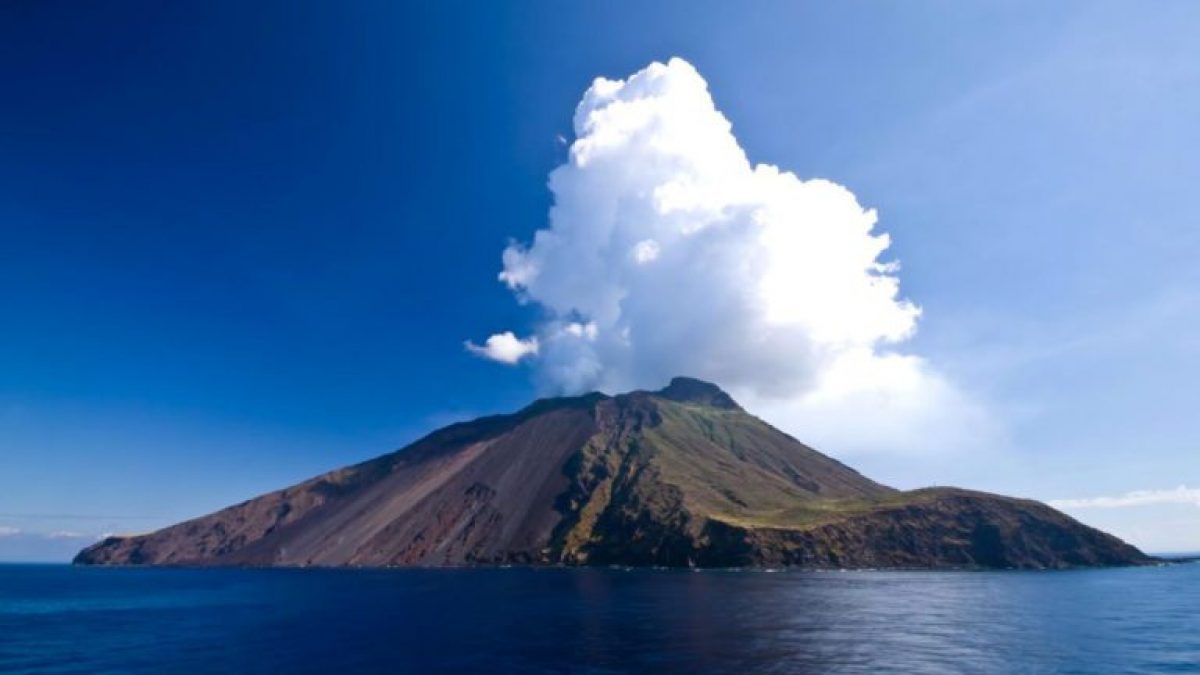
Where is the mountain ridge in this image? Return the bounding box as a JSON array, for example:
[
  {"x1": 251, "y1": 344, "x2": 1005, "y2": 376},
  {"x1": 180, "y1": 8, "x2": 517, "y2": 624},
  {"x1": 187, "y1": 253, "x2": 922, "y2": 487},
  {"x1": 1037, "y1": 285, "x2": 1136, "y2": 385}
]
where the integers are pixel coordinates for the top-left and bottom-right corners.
[{"x1": 76, "y1": 377, "x2": 1150, "y2": 569}]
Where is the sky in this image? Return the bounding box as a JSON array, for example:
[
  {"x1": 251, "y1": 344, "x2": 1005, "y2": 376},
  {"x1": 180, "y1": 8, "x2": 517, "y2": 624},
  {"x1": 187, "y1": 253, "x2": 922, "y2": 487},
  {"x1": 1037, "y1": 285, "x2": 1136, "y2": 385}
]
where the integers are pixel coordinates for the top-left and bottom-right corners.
[{"x1": 1, "y1": 0, "x2": 1197, "y2": 561}]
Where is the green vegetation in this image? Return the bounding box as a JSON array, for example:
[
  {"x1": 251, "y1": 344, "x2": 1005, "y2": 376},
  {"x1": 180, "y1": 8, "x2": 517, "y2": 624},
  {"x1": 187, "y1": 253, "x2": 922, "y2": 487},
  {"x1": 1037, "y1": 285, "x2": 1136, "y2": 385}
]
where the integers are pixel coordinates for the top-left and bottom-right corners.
[{"x1": 638, "y1": 399, "x2": 891, "y2": 530}]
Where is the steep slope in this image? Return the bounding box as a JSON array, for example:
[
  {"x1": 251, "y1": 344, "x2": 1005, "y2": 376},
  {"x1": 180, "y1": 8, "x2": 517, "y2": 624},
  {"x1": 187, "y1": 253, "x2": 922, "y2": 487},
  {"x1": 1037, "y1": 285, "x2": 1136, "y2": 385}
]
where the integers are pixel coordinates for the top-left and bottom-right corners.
[
  {"x1": 77, "y1": 394, "x2": 605, "y2": 567},
  {"x1": 76, "y1": 378, "x2": 1150, "y2": 569}
]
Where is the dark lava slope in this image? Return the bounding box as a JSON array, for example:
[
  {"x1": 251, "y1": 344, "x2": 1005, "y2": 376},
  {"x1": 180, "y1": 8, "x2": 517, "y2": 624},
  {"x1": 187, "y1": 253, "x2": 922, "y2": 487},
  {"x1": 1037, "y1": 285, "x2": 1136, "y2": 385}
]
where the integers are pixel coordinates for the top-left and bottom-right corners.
[{"x1": 76, "y1": 378, "x2": 1149, "y2": 569}]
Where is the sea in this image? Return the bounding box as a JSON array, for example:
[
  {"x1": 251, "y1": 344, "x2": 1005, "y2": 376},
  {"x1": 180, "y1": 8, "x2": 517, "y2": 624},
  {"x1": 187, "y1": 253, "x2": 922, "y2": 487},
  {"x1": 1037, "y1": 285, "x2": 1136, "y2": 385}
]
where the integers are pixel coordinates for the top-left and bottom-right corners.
[{"x1": 1, "y1": 562, "x2": 1197, "y2": 673}]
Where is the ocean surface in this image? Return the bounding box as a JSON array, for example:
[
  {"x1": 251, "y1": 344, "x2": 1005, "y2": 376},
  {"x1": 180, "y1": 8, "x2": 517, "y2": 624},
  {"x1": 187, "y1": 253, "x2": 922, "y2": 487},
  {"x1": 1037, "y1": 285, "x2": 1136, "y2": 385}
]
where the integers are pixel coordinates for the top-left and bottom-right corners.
[{"x1": 1, "y1": 562, "x2": 1197, "y2": 674}]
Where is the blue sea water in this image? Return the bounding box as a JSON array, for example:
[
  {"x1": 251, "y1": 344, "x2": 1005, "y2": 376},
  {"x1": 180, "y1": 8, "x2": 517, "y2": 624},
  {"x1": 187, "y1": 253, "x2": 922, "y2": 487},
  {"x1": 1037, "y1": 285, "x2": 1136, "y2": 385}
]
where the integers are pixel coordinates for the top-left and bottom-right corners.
[{"x1": 1, "y1": 563, "x2": 1197, "y2": 674}]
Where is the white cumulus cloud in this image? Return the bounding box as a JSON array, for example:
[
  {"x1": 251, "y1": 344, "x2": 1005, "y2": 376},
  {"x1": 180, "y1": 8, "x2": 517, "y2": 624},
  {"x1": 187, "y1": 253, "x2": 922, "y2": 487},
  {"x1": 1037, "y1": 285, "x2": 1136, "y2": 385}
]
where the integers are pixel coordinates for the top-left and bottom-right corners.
[
  {"x1": 469, "y1": 58, "x2": 992, "y2": 456},
  {"x1": 0, "y1": 526, "x2": 19, "y2": 537},
  {"x1": 1050, "y1": 486, "x2": 1200, "y2": 509},
  {"x1": 465, "y1": 332, "x2": 540, "y2": 365}
]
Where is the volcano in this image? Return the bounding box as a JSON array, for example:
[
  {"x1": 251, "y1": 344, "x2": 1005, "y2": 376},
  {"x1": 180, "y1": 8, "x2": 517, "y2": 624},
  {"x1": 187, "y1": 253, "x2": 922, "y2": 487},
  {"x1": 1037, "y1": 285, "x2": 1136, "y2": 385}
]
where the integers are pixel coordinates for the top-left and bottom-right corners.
[{"x1": 76, "y1": 378, "x2": 1148, "y2": 569}]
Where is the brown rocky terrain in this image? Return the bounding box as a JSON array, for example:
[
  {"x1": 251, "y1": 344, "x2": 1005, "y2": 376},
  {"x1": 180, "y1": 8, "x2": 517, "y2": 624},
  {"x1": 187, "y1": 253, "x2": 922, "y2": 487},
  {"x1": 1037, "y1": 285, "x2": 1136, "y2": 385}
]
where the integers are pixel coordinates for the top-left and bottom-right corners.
[{"x1": 75, "y1": 377, "x2": 1150, "y2": 569}]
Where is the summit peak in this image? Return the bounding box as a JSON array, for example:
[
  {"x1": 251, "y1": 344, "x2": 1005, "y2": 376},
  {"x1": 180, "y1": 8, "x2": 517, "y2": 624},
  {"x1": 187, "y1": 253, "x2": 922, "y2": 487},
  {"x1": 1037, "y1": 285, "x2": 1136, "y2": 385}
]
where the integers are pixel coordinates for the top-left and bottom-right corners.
[{"x1": 655, "y1": 376, "x2": 741, "y2": 410}]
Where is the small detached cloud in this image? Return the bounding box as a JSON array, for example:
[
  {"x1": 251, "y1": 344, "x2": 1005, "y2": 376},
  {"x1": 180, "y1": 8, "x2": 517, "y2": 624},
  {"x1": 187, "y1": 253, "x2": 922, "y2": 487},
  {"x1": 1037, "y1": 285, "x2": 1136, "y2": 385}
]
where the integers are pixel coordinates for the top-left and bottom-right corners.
[
  {"x1": 467, "y1": 57, "x2": 993, "y2": 456},
  {"x1": 0, "y1": 528, "x2": 106, "y2": 563},
  {"x1": 47, "y1": 530, "x2": 93, "y2": 540},
  {"x1": 1050, "y1": 485, "x2": 1200, "y2": 509},
  {"x1": 464, "y1": 331, "x2": 539, "y2": 365}
]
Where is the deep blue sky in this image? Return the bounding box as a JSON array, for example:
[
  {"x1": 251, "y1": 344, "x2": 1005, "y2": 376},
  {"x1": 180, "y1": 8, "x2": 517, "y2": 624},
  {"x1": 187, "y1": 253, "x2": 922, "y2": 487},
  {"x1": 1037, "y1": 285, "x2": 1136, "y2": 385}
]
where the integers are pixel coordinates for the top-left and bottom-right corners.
[{"x1": 2, "y1": 1, "x2": 1198, "y2": 559}]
